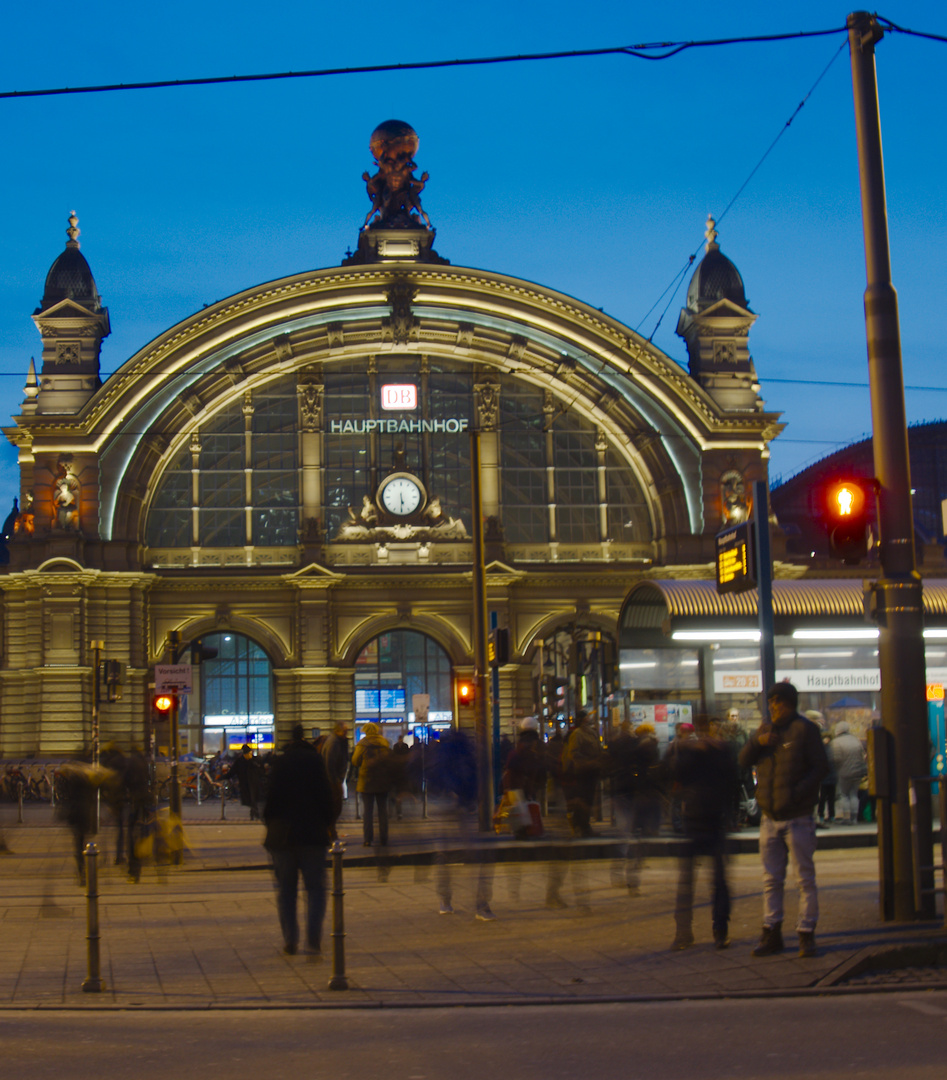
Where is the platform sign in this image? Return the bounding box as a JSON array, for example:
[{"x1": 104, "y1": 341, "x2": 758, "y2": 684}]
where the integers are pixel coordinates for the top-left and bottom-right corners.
[{"x1": 715, "y1": 521, "x2": 756, "y2": 596}]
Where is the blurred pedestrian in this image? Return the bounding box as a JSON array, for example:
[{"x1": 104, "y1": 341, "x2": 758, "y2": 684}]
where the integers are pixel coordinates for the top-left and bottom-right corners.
[
  {"x1": 561, "y1": 710, "x2": 603, "y2": 837},
  {"x1": 607, "y1": 719, "x2": 643, "y2": 892},
  {"x1": 427, "y1": 729, "x2": 495, "y2": 920},
  {"x1": 740, "y1": 682, "x2": 829, "y2": 958},
  {"x1": 501, "y1": 717, "x2": 546, "y2": 839},
  {"x1": 350, "y1": 722, "x2": 393, "y2": 846},
  {"x1": 263, "y1": 723, "x2": 336, "y2": 956},
  {"x1": 231, "y1": 744, "x2": 263, "y2": 821},
  {"x1": 669, "y1": 716, "x2": 736, "y2": 950},
  {"x1": 390, "y1": 733, "x2": 412, "y2": 820},
  {"x1": 830, "y1": 721, "x2": 867, "y2": 824},
  {"x1": 321, "y1": 720, "x2": 350, "y2": 823}
]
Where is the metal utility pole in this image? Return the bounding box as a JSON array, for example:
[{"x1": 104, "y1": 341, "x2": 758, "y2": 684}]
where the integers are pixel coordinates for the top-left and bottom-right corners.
[
  {"x1": 470, "y1": 427, "x2": 494, "y2": 830},
  {"x1": 848, "y1": 11, "x2": 934, "y2": 919}
]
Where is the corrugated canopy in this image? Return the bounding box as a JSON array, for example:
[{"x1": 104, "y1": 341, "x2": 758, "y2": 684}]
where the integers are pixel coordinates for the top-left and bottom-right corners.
[{"x1": 620, "y1": 578, "x2": 947, "y2": 634}]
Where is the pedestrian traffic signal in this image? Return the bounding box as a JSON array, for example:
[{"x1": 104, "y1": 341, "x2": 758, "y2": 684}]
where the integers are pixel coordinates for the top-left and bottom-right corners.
[
  {"x1": 153, "y1": 693, "x2": 176, "y2": 714},
  {"x1": 456, "y1": 679, "x2": 476, "y2": 707},
  {"x1": 823, "y1": 477, "x2": 871, "y2": 563}
]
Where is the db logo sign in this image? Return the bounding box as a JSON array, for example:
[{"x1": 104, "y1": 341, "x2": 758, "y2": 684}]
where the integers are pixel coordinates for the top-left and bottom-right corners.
[{"x1": 381, "y1": 384, "x2": 417, "y2": 411}]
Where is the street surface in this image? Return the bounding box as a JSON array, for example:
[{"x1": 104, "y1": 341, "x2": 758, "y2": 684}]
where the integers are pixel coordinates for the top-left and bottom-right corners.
[{"x1": 2, "y1": 994, "x2": 946, "y2": 1079}]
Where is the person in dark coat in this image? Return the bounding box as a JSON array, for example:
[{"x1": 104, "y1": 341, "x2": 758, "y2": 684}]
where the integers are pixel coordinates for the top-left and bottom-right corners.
[
  {"x1": 263, "y1": 724, "x2": 337, "y2": 956},
  {"x1": 231, "y1": 744, "x2": 263, "y2": 820},
  {"x1": 740, "y1": 681, "x2": 830, "y2": 959},
  {"x1": 668, "y1": 715, "x2": 737, "y2": 950}
]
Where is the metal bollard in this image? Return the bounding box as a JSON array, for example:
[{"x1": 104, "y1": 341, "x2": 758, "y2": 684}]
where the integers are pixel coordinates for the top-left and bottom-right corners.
[
  {"x1": 327, "y1": 840, "x2": 348, "y2": 990},
  {"x1": 17, "y1": 782, "x2": 23, "y2": 824},
  {"x1": 82, "y1": 842, "x2": 105, "y2": 992},
  {"x1": 221, "y1": 781, "x2": 227, "y2": 821}
]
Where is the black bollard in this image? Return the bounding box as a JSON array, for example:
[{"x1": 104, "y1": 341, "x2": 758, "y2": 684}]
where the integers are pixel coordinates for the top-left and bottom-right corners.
[
  {"x1": 327, "y1": 840, "x2": 348, "y2": 990},
  {"x1": 81, "y1": 841, "x2": 105, "y2": 992}
]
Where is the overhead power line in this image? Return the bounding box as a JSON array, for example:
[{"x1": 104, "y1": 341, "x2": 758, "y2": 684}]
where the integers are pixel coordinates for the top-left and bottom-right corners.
[{"x1": 0, "y1": 28, "x2": 848, "y2": 101}]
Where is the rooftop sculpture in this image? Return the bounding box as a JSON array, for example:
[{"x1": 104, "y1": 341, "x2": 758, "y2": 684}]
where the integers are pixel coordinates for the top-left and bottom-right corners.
[{"x1": 361, "y1": 120, "x2": 431, "y2": 231}]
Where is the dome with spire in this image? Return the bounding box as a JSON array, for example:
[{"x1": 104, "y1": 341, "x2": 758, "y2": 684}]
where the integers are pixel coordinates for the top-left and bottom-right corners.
[
  {"x1": 684, "y1": 216, "x2": 749, "y2": 313},
  {"x1": 37, "y1": 212, "x2": 102, "y2": 313}
]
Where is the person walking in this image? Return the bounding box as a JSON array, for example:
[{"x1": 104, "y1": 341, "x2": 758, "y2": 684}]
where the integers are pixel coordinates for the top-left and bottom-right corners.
[
  {"x1": 830, "y1": 721, "x2": 867, "y2": 824},
  {"x1": 668, "y1": 715, "x2": 736, "y2": 950},
  {"x1": 320, "y1": 721, "x2": 350, "y2": 823},
  {"x1": 350, "y1": 722, "x2": 393, "y2": 846},
  {"x1": 560, "y1": 710, "x2": 603, "y2": 837},
  {"x1": 740, "y1": 682, "x2": 830, "y2": 958},
  {"x1": 263, "y1": 724, "x2": 336, "y2": 957}
]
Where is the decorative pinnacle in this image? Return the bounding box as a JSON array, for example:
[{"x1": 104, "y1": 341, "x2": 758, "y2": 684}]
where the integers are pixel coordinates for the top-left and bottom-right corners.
[
  {"x1": 66, "y1": 211, "x2": 80, "y2": 247},
  {"x1": 705, "y1": 214, "x2": 719, "y2": 252}
]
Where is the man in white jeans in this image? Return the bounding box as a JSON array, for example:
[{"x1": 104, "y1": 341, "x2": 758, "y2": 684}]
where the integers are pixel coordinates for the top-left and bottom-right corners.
[{"x1": 739, "y1": 682, "x2": 830, "y2": 958}]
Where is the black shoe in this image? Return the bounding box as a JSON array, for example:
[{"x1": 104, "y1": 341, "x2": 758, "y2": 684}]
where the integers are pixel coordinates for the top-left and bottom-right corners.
[
  {"x1": 713, "y1": 929, "x2": 731, "y2": 949},
  {"x1": 751, "y1": 923, "x2": 784, "y2": 957},
  {"x1": 282, "y1": 943, "x2": 298, "y2": 956},
  {"x1": 671, "y1": 930, "x2": 694, "y2": 951},
  {"x1": 798, "y1": 931, "x2": 817, "y2": 958}
]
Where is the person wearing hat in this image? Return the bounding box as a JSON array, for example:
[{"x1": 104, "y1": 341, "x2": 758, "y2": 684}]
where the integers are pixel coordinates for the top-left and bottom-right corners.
[{"x1": 739, "y1": 682, "x2": 830, "y2": 958}]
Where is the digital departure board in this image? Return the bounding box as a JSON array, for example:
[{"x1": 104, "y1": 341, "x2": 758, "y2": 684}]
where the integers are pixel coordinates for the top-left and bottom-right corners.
[{"x1": 715, "y1": 522, "x2": 756, "y2": 595}]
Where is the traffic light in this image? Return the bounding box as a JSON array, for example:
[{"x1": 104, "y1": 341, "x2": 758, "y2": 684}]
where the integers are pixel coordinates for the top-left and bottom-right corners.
[
  {"x1": 190, "y1": 639, "x2": 219, "y2": 665},
  {"x1": 823, "y1": 477, "x2": 871, "y2": 563},
  {"x1": 456, "y1": 678, "x2": 476, "y2": 708},
  {"x1": 488, "y1": 627, "x2": 510, "y2": 668},
  {"x1": 153, "y1": 692, "x2": 176, "y2": 714}
]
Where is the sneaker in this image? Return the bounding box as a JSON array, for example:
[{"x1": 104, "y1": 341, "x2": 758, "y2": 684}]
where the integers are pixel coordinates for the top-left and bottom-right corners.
[
  {"x1": 798, "y1": 931, "x2": 817, "y2": 958},
  {"x1": 439, "y1": 901, "x2": 455, "y2": 915},
  {"x1": 475, "y1": 906, "x2": 497, "y2": 921},
  {"x1": 751, "y1": 923, "x2": 784, "y2": 957},
  {"x1": 713, "y1": 929, "x2": 731, "y2": 950},
  {"x1": 671, "y1": 932, "x2": 694, "y2": 951}
]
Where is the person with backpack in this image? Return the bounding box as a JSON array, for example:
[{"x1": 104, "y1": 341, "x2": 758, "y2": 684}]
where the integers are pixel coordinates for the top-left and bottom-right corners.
[{"x1": 350, "y1": 722, "x2": 393, "y2": 846}]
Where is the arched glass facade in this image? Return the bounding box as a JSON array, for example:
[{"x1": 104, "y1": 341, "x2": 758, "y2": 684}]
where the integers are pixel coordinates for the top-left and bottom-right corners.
[
  {"x1": 354, "y1": 630, "x2": 453, "y2": 735},
  {"x1": 144, "y1": 360, "x2": 652, "y2": 557}
]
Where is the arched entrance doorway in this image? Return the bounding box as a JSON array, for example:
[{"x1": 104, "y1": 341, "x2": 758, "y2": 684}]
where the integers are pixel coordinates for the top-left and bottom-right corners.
[
  {"x1": 183, "y1": 632, "x2": 275, "y2": 755},
  {"x1": 355, "y1": 630, "x2": 453, "y2": 743}
]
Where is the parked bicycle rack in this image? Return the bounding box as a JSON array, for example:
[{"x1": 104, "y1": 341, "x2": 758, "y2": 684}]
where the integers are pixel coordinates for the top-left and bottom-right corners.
[{"x1": 909, "y1": 776, "x2": 947, "y2": 927}]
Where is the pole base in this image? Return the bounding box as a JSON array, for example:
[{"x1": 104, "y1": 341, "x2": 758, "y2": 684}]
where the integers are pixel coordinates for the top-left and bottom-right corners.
[
  {"x1": 327, "y1": 975, "x2": 349, "y2": 991},
  {"x1": 81, "y1": 977, "x2": 105, "y2": 993}
]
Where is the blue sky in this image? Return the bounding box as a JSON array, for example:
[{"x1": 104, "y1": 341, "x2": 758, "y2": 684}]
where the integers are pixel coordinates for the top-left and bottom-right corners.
[{"x1": 1, "y1": 2, "x2": 944, "y2": 502}]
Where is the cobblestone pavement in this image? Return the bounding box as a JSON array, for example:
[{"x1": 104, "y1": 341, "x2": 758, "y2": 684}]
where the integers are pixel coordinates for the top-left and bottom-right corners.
[{"x1": 0, "y1": 801, "x2": 944, "y2": 1008}]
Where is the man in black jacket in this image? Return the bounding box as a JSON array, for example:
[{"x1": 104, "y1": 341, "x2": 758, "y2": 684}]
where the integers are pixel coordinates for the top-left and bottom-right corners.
[
  {"x1": 263, "y1": 725, "x2": 337, "y2": 956},
  {"x1": 740, "y1": 682, "x2": 830, "y2": 958}
]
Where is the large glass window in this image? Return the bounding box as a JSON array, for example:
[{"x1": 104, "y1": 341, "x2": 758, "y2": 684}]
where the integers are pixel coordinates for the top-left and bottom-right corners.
[
  {"x1": 354, "y1": 630, "x2": 453, "y2": 736},
  {"x1": 200, "y1": 632, "x2": 273, "y2": 726},
  {"x1": 143, "y1": 359, "x2": 654, "y2": 557}
]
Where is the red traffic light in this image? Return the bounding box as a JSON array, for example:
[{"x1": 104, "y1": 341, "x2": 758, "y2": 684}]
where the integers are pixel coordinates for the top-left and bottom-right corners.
[
  {"x1": 822, "y1": 477, "x2": 872, "y2": 563},
  {"x1": 456, "y1": 679, "x2": 475, "y2": 706},
  {"x1": 826, "y1": 479, "x2": 867, "y2": 521},
  {"x1": 153, "y1": 693, "x2": 175, "y2": 713}
]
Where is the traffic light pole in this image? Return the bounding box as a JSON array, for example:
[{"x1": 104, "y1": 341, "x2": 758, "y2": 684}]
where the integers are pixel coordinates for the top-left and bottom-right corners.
[{"x1": 848, "y1": 11, "x2": 933, "y2": 919}]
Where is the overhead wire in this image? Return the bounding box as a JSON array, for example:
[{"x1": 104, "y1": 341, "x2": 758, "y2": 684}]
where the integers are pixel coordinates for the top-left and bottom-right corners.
[
  {"x1": 636, "y1": 38, "x2": 848, "y2": 342},
  {"x1": 0, "y1": 28, "x2": 848, "y2": 101}
]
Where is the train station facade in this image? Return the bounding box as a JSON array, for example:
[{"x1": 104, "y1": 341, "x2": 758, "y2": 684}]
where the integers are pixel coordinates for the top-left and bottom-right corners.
[{"x1": 2, "y1": 172, "x2": 793, "y2": 758}]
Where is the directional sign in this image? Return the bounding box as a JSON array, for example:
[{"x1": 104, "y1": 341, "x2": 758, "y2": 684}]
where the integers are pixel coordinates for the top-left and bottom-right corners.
[{"x1": 155, "y1": 663, "x2": 193, "y2": 694}]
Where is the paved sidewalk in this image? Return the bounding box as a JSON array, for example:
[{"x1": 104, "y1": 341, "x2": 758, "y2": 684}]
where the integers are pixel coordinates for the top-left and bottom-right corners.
[{"x1": 0, "y1": 804, "x2": 944, "y2": 1009}]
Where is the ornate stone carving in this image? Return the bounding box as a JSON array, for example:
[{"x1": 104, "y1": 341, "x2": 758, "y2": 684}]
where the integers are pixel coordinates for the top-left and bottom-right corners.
[
  {"x1": 53, "y1": 455, "x2": 80, "y2": 531},
  {"x1": 475, "y1": 381, "x2": 500, "y2": 430},
  {"x1": 55, "y1": 342, "x2": 80, "y2": 364},
  {"x1": 242, "y1": 389, "x2": 254, "y2": 419},
  {"x1": 297, "y1": 374, "x2": 324, "y2": 432},
  {"x1": 386, "y1": 280, "x2": 417, "y2": 345},
  {"x1": 720, "y1": 469, "x2": 749, "y2": 525}
]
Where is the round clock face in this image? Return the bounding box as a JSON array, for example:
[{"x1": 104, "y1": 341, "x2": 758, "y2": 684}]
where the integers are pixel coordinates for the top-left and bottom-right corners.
[{"x1": 380, "y1": 475, "x2": 424, "y2": 517}]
